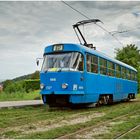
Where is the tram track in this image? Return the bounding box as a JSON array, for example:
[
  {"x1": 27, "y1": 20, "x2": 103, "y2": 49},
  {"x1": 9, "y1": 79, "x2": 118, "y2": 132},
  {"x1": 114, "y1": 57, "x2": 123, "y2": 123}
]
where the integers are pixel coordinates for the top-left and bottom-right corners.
[
  {"x1": 114, "y1": 124, "x2": 140, "y2": 139},
  {"x1": 0, "y1": 99, "x2": 140, "y2": 139},
  {"x1": 58, "y1": 109, "x2": 140, "y2": 139}
]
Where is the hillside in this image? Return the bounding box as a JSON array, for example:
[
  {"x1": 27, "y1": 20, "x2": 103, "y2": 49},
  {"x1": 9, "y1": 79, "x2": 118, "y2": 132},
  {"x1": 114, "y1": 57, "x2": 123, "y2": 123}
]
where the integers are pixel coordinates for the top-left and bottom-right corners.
[
  {"x1": 1, "y1": 71, "x2": 39, "y2": 84},
  {"x1": 12, "y1": 71, "x2": 40, "y2": 81}
]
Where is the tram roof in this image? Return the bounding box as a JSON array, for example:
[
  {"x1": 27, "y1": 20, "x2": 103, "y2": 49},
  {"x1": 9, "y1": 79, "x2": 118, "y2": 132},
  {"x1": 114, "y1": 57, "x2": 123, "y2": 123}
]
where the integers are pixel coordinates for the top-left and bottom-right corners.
[{"x1": 44, "y1": 43, "x2": 137, "y2": 72}]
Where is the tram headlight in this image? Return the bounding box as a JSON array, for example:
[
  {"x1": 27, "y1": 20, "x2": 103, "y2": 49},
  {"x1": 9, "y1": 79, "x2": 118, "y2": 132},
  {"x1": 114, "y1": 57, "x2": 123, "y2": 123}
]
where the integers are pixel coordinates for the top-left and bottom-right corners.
[
  {"x1": 40, "y1": 84, "x2": 45, "y2": 90},
  {"x1": 62, "y1": 83, "x2": 68, "y2": 89}
]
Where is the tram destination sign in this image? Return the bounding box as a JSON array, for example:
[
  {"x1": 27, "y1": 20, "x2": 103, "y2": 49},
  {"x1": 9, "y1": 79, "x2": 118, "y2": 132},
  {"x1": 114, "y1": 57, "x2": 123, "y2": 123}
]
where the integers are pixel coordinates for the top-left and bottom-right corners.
[{"x1": 53, "y1": 44, "x2": 63, "y2": 51}]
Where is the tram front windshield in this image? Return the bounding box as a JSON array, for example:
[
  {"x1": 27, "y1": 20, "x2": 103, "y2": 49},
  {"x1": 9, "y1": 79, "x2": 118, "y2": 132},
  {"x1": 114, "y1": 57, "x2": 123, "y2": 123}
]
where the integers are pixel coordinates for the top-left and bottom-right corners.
[{"x1": 41, "y1": 52, "x2": 84, "y2": 72}]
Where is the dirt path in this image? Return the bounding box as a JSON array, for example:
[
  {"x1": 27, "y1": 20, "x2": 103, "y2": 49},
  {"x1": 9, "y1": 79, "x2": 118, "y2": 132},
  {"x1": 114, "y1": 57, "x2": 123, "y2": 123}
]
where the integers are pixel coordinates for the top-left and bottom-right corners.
[{"x1": 0, "y1": 100, "x2": 43, "y2": 108}]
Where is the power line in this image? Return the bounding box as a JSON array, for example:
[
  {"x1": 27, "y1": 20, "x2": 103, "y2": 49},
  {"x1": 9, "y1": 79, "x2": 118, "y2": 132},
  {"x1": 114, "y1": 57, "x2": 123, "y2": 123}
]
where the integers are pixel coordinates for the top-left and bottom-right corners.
[
  {"x1": 61, "y1": 0, "x2": 124, "y2": 46},
  {"x1": 61, "y1": 1, "x2": 90, "y2": 20},
  {"x1": 111, "y1": 26, "x2": 140, "y2": 35},
  {"x1": 95, "y1": 23, "x2": 123, "y2": 46}
]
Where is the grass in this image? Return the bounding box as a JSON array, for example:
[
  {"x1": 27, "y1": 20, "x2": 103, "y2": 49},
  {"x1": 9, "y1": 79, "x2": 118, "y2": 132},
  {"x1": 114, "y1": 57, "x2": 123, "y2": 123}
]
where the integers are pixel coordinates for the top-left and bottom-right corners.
[
  {"x1": 122, "y1": 126, "x2": 140, "y2": 139},
  {"x1": 0, "y1": 90, "x2": 41, "y2": 101},
  {"x1": 23, "y1": 99, "x2": 140, "y2": 139},
  {"x1": 0, "y1": 94, "x2": 140, "y2": 139},
  {"x1": 91, "y1": 111, "x2": 140, "y2": 139}
]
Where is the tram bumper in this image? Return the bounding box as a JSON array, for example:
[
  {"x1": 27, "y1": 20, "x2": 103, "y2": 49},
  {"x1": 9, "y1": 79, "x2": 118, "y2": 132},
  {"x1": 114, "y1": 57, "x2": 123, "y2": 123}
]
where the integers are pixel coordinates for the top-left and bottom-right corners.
[
  {"x1": 41, "y1": 93, "x2": 86, "y2": 105},
  {"x1": 40, "y1": 90, "x2": 84, "y2": 95}
]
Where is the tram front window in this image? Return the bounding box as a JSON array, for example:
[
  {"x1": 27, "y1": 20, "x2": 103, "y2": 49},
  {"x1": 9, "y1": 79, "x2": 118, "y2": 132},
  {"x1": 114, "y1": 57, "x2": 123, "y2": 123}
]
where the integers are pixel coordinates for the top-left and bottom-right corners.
[{"x1": 41, "y1": 52, "x2": 84, "y2": 72}]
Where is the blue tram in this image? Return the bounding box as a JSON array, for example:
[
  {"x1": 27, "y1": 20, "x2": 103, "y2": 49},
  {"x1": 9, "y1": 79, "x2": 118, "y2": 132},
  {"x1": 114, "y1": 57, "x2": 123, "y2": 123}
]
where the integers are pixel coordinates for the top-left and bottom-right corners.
[
  {"x1": 40, "y1": 43, "x2": 137, "y2": 106},
  {"x1": 39, "y1": 19, "x2": 138, "y2": 107}
]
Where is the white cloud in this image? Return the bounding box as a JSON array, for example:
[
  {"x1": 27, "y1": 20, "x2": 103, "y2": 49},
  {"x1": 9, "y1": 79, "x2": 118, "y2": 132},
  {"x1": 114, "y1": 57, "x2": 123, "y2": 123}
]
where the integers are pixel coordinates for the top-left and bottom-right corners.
[{"x1": 0, "y1": 1, "x2": 140, "y2": 80}]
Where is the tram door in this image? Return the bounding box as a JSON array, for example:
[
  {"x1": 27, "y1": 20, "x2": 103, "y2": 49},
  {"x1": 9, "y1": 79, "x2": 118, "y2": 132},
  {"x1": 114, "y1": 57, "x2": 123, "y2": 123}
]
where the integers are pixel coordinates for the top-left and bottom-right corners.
[{"x1": 115, "y1": 79, "x2": 123, "y2": 100}]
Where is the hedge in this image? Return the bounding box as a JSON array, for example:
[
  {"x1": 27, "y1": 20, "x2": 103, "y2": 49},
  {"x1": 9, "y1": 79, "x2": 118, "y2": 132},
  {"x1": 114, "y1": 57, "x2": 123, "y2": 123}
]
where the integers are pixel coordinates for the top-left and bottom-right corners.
[{"x1": 23, "y1": 79, "x2": 40, "y2": 93}]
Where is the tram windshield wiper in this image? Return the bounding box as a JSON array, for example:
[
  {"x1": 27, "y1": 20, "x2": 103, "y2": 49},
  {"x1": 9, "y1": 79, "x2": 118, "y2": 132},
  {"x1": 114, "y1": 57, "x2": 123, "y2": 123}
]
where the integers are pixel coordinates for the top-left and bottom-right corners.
[
  {"x1": 58, "y1": 68, "x2": 62, "y2": 72},
  {"x1": 44, "y1": 70, "x2": 48, "y2": 73}
]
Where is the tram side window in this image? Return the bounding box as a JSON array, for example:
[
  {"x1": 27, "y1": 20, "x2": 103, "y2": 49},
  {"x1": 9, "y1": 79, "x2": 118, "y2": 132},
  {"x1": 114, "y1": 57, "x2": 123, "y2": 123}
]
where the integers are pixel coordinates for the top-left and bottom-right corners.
[
  {"x1": 99, "y1": 58, "x2": 107, "y2": 75},
  {"x1": 77, "y1": 54, "x2": 84, "y2": 71},
  {"x1": 91, "y1": 55, "x2": 98, "y2": 73},
  {"x1": 116, "y1": 64, "x2": 121, "y2": 78},
  {"x1": 108, "y1": 61, "x2": 115, "y2": 76},
  {"x1": 126, "y1": 69, "x2": 131, "y2": 80},
  {"x1": 122, "y1": 67, "x2": 126, "y2": 79},
  {"x1": 131, "y1": 71, "x2": 135, "y2": 80},
  {"x1": 131, "y1": 71, "x2": 134, "y2": 80},
  {"x1": 131, "y1": 71, "x2": 137, "y2": 81},
  {"x1": 86, "y1": 54, "x2": 98, "y2": 73},
  {"x1": 87, "y1": 54, "x2": 91, "y2": 72},
  {"x1": 134, "y1": 72, "x2": 137, "y2": 81}
]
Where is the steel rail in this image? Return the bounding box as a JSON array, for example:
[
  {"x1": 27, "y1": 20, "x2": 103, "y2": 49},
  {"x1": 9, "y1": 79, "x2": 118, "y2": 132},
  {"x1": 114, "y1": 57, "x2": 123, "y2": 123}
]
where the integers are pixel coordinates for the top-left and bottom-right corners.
[{"x1": 114, "y1": 124, "x2": 140, "y2": 139}]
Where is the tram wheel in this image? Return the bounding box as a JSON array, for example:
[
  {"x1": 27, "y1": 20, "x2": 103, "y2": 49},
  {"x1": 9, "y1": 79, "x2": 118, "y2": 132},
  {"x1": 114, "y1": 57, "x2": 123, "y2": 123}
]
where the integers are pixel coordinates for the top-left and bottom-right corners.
[{"x1": 98, "y1": 95, "x2": 113, "y2": 105}]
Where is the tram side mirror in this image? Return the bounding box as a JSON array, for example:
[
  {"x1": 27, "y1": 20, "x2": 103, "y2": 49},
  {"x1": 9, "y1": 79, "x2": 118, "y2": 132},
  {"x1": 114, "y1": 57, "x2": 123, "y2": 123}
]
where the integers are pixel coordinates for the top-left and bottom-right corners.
[
  {"x1": 36, "y1": 58, "x2": 43, "y2": 66},
  {"x1": 36, "y1": 60, "x2": 39, "y2": 66}
]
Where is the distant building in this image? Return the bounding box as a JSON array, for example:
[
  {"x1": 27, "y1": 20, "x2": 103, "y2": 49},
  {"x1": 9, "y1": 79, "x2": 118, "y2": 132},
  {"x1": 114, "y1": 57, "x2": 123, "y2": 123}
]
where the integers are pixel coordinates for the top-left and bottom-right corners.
[{"x1": 0, "y1": 84, "x2": 3, "y2": 92}]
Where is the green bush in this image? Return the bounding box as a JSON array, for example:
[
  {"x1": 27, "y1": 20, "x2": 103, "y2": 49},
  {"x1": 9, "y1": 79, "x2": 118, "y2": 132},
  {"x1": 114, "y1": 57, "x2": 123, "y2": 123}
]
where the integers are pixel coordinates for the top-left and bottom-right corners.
[
  {"x1": 4, "y1": 81, "x2": 25, "y2": 94},
  {"x1": 23, "y1": 79, "x2": 40, "y2": 93},
  {"x1": 3, "y1": 79, "x2": 40, "y2": 94},
  {"x1": 3, "y1": 80, "x2": 12, "y2": 90},
  {"x1": 0, "y1": 90, "x2": 41, "y2": 101}
]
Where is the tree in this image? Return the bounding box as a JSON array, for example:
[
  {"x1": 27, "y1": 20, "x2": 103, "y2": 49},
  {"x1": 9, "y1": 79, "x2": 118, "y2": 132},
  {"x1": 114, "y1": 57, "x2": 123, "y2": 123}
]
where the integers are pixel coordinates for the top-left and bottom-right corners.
[
  {"x1": 115, "y1": 44, "x2": 140, "y2": 92},
  {"x1": 115, "y1": 44, "x2": 140, "y2": 69}
]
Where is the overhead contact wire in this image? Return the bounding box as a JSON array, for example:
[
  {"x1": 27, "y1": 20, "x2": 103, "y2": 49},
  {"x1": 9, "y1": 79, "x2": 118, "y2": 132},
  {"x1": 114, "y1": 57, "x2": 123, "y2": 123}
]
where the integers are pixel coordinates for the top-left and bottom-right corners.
[{"x1": 61, "y1": 0, "x2": 123, "y2": 46}]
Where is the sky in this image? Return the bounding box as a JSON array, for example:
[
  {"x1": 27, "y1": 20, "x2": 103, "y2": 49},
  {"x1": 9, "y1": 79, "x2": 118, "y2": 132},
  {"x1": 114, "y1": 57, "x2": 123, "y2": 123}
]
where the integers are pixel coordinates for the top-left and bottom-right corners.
[{"x1": 0, "y1": 1, "x2": 140, "y2": 80}]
